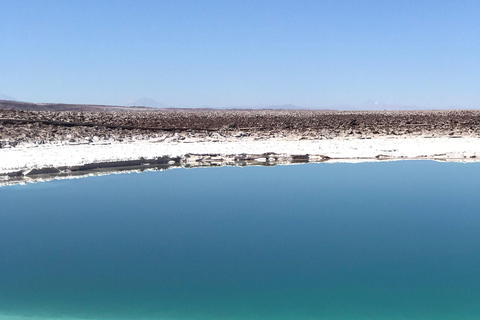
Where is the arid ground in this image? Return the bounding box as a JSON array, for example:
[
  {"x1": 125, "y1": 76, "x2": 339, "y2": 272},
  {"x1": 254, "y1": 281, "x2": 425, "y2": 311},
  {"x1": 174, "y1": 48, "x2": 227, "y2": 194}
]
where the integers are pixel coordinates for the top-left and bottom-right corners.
[{"x1": 2, "y1": 109, "x2": 480, "y2": 147}]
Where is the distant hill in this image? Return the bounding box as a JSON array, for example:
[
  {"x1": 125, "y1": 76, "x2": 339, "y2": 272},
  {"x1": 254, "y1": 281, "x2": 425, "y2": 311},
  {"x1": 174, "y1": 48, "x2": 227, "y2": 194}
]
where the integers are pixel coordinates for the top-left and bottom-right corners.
[
  {"x1": 0, "y1": 100, "x2": 158, "y2": 112},
  {"x1": 0, "y1": 94, "x2": 16, "y2": 101},
  {"x1": 360, "y1": 100, "x2": 421, "y2": 111},
  {"x1": 331, "y1": 101, "x2": 423, "y2": 111},
  {"x1": 263, "y1": 104, "x2": 306, "y2": 110},
  {"x1": 227, "y1": 104, "x2": 309, "y2": 110},
  {"x1": 127, "y1": 97, "x2": 170, "y2": 109},
  {"x1": 0, "y1": 99, "x2": 339, "y2": 112}
]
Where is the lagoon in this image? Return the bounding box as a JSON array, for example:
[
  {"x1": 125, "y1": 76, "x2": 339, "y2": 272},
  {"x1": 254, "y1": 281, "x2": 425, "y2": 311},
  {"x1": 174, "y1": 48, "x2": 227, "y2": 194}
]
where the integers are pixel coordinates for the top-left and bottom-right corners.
[{"x1": 1, "y1": 161, "x2": 480, "y2": 319}]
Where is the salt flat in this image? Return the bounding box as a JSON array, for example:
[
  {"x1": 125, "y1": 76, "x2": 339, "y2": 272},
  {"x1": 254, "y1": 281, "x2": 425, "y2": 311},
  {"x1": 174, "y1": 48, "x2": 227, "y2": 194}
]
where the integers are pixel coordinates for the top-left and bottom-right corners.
[{"x1": 1, "y1": 136, "x2": 479, "y2": 174}]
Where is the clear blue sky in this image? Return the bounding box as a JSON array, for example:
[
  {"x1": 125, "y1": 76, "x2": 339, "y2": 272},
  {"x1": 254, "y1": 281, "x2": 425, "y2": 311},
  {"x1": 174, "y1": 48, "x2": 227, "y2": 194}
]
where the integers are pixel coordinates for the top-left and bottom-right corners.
[{"x1": 1, "y1": 0, "x2": 479, "y2": 109}]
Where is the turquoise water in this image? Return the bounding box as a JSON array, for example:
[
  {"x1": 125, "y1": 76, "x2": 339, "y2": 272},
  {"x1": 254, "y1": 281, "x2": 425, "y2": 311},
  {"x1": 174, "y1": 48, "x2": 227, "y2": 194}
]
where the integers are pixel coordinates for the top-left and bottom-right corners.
[{"x1": 1, "y1": 161, "x2": 480, "y2": 320}]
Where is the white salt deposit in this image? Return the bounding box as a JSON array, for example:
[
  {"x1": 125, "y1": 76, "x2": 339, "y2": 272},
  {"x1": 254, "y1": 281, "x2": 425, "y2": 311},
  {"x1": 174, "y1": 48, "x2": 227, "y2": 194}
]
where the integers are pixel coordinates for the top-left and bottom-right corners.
[{"x1": 1, "y1": 137, "x2": 480, "y2": 174}]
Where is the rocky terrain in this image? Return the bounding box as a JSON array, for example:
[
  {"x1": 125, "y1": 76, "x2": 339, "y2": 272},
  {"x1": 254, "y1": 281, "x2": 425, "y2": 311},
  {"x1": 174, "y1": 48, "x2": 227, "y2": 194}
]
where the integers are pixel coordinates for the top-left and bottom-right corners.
[{"x1": 2, "y1": 109, "x2": 480, "y2": 148}]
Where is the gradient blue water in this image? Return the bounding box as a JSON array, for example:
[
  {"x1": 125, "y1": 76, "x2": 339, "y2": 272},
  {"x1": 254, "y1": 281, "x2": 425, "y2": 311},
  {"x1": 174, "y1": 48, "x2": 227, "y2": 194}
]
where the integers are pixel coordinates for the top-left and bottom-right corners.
[{"x1": 1, "y1": 162, "x2": 480, "y2": 319}]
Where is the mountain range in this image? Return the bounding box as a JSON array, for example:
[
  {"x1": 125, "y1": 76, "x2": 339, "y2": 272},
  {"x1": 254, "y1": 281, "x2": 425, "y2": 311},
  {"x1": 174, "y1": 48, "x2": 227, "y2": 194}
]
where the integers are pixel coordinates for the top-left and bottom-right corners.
[{"x1": 0, "y1": 100, "x2": 156, "y2": 112}]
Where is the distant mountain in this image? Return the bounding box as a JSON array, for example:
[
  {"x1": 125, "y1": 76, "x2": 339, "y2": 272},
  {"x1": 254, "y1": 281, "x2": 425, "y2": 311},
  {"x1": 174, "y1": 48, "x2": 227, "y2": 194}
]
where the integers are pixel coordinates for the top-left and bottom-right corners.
[
  {"x1": 0, "y1": 94, "x2": 15, "y2": 101},
  {"x1": 331, "y1": 101, "x2": 423, "y2": 111},
  {"x1": 127, "y1": 97, "x2": 170, "y2": 109},
  {"x1": 360, "y1": 100, "x2": 421, "y2": 111},
  {"x1": 0, "y1": 100, "x2": 157, "y2": 112},
  {"x1": 226, "y1": 104, "x2": 307, "y2": 110},
  {"x1": 263, "y1": 104, "x2": 307, "y2": 110}
]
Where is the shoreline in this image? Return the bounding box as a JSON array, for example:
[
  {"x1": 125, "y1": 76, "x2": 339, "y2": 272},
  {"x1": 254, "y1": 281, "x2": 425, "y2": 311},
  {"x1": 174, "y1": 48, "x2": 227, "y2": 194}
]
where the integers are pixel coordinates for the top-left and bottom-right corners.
[
  {"x1": 2, "y1": 136, "x2": 480, "y2": 186},
  {"x1": 3, "y1": 109, "x2": 480, "y2": 186}
]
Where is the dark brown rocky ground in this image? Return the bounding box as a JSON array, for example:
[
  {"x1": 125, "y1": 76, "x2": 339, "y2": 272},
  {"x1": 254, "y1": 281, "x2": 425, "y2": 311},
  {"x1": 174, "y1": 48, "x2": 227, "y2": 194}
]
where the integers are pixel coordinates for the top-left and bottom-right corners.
[{"x1": 1, "y1": 109, "x2": 480, "y2": 147}]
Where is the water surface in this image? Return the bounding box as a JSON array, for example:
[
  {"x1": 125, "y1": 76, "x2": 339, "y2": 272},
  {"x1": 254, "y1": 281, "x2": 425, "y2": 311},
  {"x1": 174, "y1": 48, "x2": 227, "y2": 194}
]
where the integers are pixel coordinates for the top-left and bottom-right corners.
[{"x1": 1, "y1": 161, "x2": 480, "y2": 319}]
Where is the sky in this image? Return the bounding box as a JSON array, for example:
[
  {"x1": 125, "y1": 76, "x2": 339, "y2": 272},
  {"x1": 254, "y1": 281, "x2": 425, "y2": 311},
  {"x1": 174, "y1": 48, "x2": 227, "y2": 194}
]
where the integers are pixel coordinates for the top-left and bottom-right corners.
[{"x1": 1, "y1": 0, "x2": 479, "y2": 109}]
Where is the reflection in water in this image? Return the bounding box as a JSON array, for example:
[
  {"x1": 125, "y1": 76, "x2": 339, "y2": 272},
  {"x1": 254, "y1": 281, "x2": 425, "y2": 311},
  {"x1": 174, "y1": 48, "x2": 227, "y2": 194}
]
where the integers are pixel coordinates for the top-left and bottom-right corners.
[
  {"x1": 0, "y1": 153, "x2": 317, "y2": 187},
  {"x1": 1, "y1": 161, "x2": 480, "y2": 319}
]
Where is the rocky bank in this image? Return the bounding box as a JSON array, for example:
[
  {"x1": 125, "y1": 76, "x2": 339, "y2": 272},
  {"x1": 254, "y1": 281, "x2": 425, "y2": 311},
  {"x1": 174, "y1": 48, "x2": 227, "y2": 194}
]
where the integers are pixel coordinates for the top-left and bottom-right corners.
[{"x1": 1, "y1": 109, "x2": 480, "y2": 148}]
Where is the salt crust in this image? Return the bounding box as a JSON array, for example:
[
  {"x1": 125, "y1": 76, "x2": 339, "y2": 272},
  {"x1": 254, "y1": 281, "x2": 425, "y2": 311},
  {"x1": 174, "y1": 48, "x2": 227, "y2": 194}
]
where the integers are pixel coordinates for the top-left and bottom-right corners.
[{"x1": 1, "y1": 137, "x2": 480, "y2": 174}]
